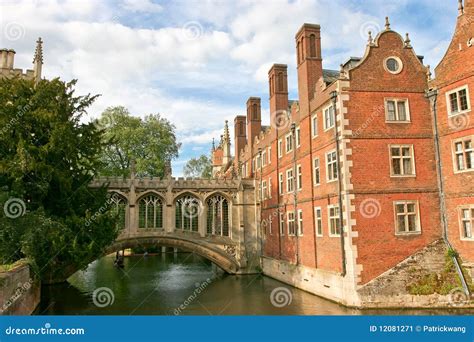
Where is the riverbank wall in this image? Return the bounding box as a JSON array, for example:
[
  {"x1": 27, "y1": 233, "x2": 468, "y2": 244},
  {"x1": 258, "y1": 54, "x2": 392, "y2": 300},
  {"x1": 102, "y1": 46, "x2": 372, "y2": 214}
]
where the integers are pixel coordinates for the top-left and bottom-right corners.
[
  {"x1": 262, "y1": 241, "x2": 474, "y2": 309},
  {"x1": 0, "y1": 262, "x2": 40, "y2": 315}
]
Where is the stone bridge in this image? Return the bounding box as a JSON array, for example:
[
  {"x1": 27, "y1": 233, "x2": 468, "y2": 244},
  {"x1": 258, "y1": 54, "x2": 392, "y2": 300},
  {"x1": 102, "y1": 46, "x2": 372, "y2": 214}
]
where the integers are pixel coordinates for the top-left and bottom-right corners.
[{"x1": 89, "y1": 175, "x2": 260, "y2": 274}]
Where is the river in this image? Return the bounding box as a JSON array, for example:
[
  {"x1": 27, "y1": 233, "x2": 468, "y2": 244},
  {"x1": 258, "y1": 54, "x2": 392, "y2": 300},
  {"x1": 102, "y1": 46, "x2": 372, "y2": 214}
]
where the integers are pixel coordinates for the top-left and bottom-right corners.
[{"x1": 35, "y1": 252, "x2": 471, "y2": 315}]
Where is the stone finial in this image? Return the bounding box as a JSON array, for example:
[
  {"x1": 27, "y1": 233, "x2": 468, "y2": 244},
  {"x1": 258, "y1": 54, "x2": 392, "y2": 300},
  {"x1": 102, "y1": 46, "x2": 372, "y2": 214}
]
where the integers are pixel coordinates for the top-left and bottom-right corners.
[
  {"x1": 426, "y1": 65, "x2": 432, "y2": 82},
  {"x1": 33, "y1": 37, "x2": 43, "y2": 64},
  {"x1": 211, "y1": 137, "x2": 215, "y2": 151},
  {"x1": 223, "y1": 120, "x2": 230, "y2": 144},
  {"x1": 459, "y1": 0, "x2": 464, "y2": 15},
  {"x1": 368, "y1": 30, "x2": 373, "y2": 45},
  {"x1": 404, "y1": 33, "x2": 412, "y2": 48},
  {"x1": 385, "y1": 16, "x2": 391, "y2": 30}
]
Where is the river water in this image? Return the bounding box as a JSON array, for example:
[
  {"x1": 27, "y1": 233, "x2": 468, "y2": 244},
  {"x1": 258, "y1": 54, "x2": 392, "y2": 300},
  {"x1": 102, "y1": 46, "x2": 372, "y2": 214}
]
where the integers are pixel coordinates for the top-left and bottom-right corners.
[{"x1": 36, "y1": 253, "x2": 470, "y2": 315}]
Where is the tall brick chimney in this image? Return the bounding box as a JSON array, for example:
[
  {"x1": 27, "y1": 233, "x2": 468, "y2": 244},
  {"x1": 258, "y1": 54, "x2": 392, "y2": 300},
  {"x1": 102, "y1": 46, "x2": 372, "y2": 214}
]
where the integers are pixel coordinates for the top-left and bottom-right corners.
[
  {"x1": 268, "y1": 64, "x2": 289, "y2": 127},
  {"x1": 295, "y1": 24, "x2": 323, "y2": 113},
  {"x1": 246, "y1": 97, "x2": 261, "y2": 147},
  {"x1": 234, "y1": 115, "x2": 246, "y2": 162}
]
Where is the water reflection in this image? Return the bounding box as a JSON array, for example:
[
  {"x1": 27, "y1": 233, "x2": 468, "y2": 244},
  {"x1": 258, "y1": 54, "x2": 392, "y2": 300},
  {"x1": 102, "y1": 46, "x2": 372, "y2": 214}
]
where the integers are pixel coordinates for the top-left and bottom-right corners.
[{"x1": 36, "y1": 253, "x2": 472, "y2": 316}]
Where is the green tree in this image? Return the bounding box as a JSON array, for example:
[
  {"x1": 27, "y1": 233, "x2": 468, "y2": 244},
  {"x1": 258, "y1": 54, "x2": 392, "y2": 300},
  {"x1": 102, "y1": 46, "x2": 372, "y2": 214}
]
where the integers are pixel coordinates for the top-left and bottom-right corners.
[
  {"x1": 97, "y1": 106, "x2": 180, "y2": 177},
  {"x1": 183, "y1": 155, "x2": 212, "y2": 178},
  {"x1": 0, "y1": 77, "x2": 119, "y2": 283}
]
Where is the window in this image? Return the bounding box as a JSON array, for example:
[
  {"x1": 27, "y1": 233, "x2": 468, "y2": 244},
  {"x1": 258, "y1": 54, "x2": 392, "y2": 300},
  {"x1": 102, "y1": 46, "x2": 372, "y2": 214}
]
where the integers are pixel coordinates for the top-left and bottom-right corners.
[
  {"x1": 261, "y1": 180, "x2": 267, "y2": 200},
  {"x1": 384, "y1": 56, "x2": 403, "y2": 74},
  {"x1": 268, "y1": 147, "x2": 271, "y2": 164},
  {"x1": 285, "y1": 133, "x2": 293, "y2": 153},
  {"x1": 326, "y1": 150, "x2": 338, "y2": 182},
  {"x1": 328, "y1": 205, "x2": 341, "y2": 236},
  {"x1": 176, "y1": 195, "x2": 200, "y2": 232},
  {"x1": 446, "y1": 86, "x2": 471, "y2": 116},
  {"x1": 268, "y1": 177, "x2": 272, "y2": 199},
  {"x1": 453, "y1": 137, "x2": 474, "y2": 172},
  {"x1": 110, "y1": 193, "x2": 127, "y2": 230},
  {"x1": 297, "y1": 209, "x2": 303, "y2": 236},
  {"x1": 262, "y1": 150, "x2": 267, "y2": 166},
  {"x1": 206, "y1": 195, "x2": 229, "y2": 236},
  {"x1": 296, "y1": 165, "x2": 302, "y2": 190},
  {"x1": 279, "y1": 212, "x2": 285, "y2": 235},
  {"x1": 385, "y1": 99, "x2": 410, "y2": 122},
  {"x1": 296, "y1": 126, "x2": 301, "y2": 147},
  {"x1": 390, "y1": 145, "x2": 415, "y2": 176},
  {"x1": 315, "y1": 207, "x2": 323, "y2": 236},
  {"x1": 286, "y1": 169, "x2": 294, "y2": 192},
  {"x1": 278, "y1": 139, "x2": 283, "y2": 158},
  {"x1": 279, "y1": 173, "x2": 284, "y2": 195},
  {"x1": 287, "y1": 211, "x2": 296, "y2": 235},
  {"x1": 139, "y1": 194, "x2": 163, "y2": 229},
  {"x1": 324, "y1": 105, "x2": 335, "y2": 130},
  {"x1": 394, "y1": 201, "x2": 420, "y2": 234},
  {"x1": 313, "y1": 158, "x2": 320, "y2": 186},
  {"x1": 460, "y1": 206, "x2": 474, "y2": 240},
  {"x1": 311, "y1": 114, "x2": 318, "y2": 137}
]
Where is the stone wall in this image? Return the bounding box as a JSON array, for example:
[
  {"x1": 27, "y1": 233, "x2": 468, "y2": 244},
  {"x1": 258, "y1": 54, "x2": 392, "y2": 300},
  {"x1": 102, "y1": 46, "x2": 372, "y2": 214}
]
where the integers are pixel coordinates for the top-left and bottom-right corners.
[{"x1": 0, "y1": 263, "x2": 40, "y2": 315}]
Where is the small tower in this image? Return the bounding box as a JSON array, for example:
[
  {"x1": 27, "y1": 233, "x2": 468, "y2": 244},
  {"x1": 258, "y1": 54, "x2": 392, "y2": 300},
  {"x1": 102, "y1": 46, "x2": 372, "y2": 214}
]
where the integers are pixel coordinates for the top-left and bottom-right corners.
[
  {"x1": 33, "y1": 37, "x2": 43, "y2": 85},
  {"x1": 222, "y1": 120, "x2": 231, "y2": 165}
]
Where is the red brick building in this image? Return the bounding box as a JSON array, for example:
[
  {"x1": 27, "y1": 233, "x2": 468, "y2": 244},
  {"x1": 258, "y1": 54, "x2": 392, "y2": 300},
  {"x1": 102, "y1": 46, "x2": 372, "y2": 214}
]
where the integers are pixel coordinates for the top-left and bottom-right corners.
[
  {"x1": 211, "y1": 1, "x2": 473, "y2": 305},
  {"x1": 429, "y1": 0, "x2": 474, "y2": 274}
]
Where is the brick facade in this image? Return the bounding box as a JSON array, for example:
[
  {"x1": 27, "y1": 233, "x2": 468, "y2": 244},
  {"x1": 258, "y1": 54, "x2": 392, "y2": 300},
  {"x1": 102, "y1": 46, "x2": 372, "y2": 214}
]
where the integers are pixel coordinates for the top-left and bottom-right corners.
[{"x1": 211, "y1": 2, "x2": 473, "y2": 287}]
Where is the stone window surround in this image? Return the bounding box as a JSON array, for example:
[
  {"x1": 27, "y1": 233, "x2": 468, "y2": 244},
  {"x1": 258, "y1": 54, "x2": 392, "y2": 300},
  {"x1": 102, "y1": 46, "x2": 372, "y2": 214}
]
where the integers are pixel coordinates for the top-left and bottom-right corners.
[
  {"x1": 384, "y1": 97, "x2": 411, "y2": 123},
  {"x1": 451, "y1": 135, "x2": 474, "y2": 174},
  {"x1": 458, "y1": 204, "x2": 474, "y2": 241},
  {"x1": 446, "y1": 85, "x2": 471, "y2": 117},
  {"x1": 393, "y1": 200, "x2": 422, "y2": 236},
  {"x1": 389, "y1": 144, "x2": 417, "y2": 178},
  {"x1": 314, "y1": 207, "x2": 323, "y2": 237}
]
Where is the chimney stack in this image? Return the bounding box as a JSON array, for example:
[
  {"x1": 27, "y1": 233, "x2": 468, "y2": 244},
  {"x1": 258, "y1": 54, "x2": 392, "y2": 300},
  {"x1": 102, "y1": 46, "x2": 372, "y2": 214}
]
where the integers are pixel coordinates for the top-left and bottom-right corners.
[
  {"x1": 0, "y1": 49, "x2": 8, "y2": 69},
  {"x1": 268, "y1": 64, "x2": 289, "y2": 129},
  {"x1": 295, "y1": 24, "x2": 323, "y2": 113},
  {"x1": 234, "y1": 115, "x2": 247, "y2": 163},
  {"x1": 246, "y1": 97, "x2": 262, "y2": 147},
  {"x1": 6, "y1": 49, "x2": 15, "y2": 69}
]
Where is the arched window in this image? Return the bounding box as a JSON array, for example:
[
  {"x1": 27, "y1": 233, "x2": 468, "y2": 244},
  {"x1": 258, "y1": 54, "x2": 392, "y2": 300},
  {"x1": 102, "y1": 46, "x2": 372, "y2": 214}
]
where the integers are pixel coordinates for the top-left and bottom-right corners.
[
  {"x1": 138, "y1": 194, "x2": 163, "y2": 229},
  {"x1": 309, "y1": 34, "x2": 316, "y2": 57},
  {"x1": 269, "y1": 76, "x2": 273, "y2": 96},
  {"x1": 252, "y1": 103, "x2": 258, "y2": 120},
  {"x1": 239, "y1": 121, "x2": 245, "y2": 136},
  {"x1": 110, "y1": 192, "x2": 127, "y2": 230},
  {"x1": 277, "y1": 72, "x2": 284, "y2": 92},
  {"x1": 175, "y1": 195, "x2": 200, "y2": 232},
  {"x1": 206, "y1": 195, "x2": 230, "y2": 237}
]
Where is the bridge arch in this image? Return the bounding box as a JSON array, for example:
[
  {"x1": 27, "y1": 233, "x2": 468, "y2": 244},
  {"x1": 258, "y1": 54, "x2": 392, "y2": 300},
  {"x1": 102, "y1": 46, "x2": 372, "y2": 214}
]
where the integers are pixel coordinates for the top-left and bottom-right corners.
[{"x1": 105, "y1": 236, "x2": 240, "y2": 274}]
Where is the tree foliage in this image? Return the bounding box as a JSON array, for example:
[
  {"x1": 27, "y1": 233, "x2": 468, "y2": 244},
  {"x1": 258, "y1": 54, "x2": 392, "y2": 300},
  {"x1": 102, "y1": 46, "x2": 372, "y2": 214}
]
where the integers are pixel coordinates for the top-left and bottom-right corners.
[
  {"x1": 183, "y1": 155, "x2": 212, "y2": 178},
  {"x1": 97, "y1": 106, "x2": 180, "y2": 177},
  {"x1": 0, "y1": 77, "x2": 119, "y2": 282}
]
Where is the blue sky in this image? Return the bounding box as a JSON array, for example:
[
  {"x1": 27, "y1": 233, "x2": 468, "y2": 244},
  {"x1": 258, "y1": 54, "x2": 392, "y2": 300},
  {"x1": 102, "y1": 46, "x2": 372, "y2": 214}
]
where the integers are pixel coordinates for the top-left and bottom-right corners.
[{"x1": 0, "y1": 0, "x2": 458, "y2": 176}]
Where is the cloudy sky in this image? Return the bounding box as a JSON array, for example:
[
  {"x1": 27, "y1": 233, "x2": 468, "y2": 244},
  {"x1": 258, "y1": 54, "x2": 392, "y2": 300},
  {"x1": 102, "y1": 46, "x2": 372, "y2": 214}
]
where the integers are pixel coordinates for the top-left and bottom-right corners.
[{"x1": 0, "y1": 0, "x2": 458, "y2": 176}]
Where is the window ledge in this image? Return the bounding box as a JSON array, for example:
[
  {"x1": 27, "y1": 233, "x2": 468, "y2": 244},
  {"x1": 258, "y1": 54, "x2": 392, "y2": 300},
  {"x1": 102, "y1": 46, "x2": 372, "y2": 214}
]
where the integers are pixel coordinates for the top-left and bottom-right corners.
[
  {"x1": 395, "y1": 231, "x2": 421, "y2": 236},
  {"x1": 390, "y1": 174, "x2": 417, "y2": 178},
  {"x1": 385, "y1": 120, "x2": 411, "y2": 124},
  {"x1": 453, "y1": 169, "x2": 474, "y2": 175},
  {"x1": 460, "y1": 238, "x2": 474, "y2": 242},
  {"x1": 448, "y1": 109, "x2": 471, "y2": 118}
]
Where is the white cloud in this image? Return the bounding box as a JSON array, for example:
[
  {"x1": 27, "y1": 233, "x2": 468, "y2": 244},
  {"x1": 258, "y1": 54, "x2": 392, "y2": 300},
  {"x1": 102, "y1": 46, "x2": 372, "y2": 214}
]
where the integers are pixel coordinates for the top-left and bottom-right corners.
[{"x1": 120, "y1": 0, "x2": 163, "y2": 13}]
